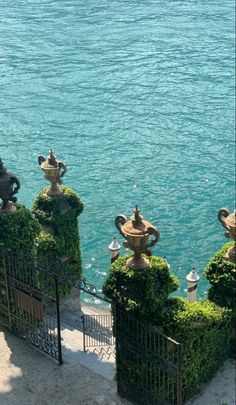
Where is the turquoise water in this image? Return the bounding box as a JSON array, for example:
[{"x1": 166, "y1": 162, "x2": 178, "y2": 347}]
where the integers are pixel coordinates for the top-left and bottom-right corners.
[{"x1": 0, "y1": 1, "x2": 235, "y2": 302}]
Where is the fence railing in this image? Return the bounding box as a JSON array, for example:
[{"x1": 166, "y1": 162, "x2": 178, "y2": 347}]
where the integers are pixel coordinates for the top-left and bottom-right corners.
[
  {"x1": 81, "y1": 313, "x2": 116, "y2": 360},
  {"x1": 115, "y1": 306, "x2": 182, "y2": 405},
  {"x1": 0, "y1": 252, "x2": 63, "y2": 364}
]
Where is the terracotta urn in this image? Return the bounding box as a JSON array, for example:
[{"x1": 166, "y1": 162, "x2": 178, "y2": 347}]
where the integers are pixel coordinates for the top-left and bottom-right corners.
[
  {"x1": 218, "y1": 208, "x2": 236, "y2": 263},
  {"x1": 38, "y1": 150, "x2": 67, "y2": 197},
  {"x1": 0, "y1": 159, "x2": 21, "y2": 213},
  {"x1": 115, "y1": 205, "x2": 160, "y2": 269}
]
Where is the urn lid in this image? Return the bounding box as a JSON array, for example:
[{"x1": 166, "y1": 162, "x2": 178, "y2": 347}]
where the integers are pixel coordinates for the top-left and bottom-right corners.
[{"x1": 121, "y1": 206, "x2": 157, "y2": 237}]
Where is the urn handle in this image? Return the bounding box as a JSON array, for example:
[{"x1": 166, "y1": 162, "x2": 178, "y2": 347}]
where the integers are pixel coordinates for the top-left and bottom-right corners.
[
  {"x1": 115, "y1": 214, "x2": 128, "y2": 240},
  {"x1": 58, "y1": 161, "x2": 67, "y2": 179},
  {"x1": 9, "y1": 175, "x2": 21, "y2": 202},
  {"x1": 218, "y1": 208, "x2": 230, "y2": 237},
  {"x1": 38, "y1": 155, "x2": 46, "y2": 166},
  {"x1": 146, "y1": 226, "x2": 160, "y2": 249}
]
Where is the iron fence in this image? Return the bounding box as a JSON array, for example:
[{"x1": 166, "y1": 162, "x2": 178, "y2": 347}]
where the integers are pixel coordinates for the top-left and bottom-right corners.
[
  {"x1": 0, "y1": 253, "x2": 62, "y2": 364},
  {"x1": 115, "y1": 306, "x2": 182, "y2": 405},
  {"x1": 81, "y1": 313, "x2": 116, "y2": 360},
  {"x1": 1, "y1": 252, "x2": 183, "y2": 404}
]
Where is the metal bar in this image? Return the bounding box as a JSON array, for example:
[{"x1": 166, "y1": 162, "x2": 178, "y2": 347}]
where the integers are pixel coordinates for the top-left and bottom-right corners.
[
  {"x1": 2, "y1": 255, "x2": 11, "y2": 330},
  {"x1": 114, "y1": 304, "x2": 121, "y2": 396},
  {"x1": 81, "y1": 315, "x2": 86, "y2": 351},
  {"x1": 177, "y1": 344, "x2": 182, "y2": 405},
  {"x1": 54, "y1": 275, "x2": 63, "y2": 365}
]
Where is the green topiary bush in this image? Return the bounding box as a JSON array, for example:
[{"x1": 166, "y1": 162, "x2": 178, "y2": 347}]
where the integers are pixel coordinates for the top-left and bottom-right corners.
[
  {"x1": 204, "y1": 243, "x2": 236, "y2": 316},
  {"x1": 0, "y1": 204, "x2": 40, "y2": 255},
  {"x1": 103, "y1": 254, "x2": 232, "y2": 402},
  {"x1": 32, "y1": 185, "x2": 84, "y2": 298},
  {"x1": 163, "y1": 297, "x2": 232, "y2": 400},
  {"x1": 0, "y1": 204, "x2": 40, "y2": 327},
  {"x1": 204, "y1": 242, "x2": 236, "y2": 356},
  {"x1": 32, "y1": 185, "x2": 84, "y2": 226},
  {"x1": 103, "y1": 254, "x2": 179, "y2": 324}
]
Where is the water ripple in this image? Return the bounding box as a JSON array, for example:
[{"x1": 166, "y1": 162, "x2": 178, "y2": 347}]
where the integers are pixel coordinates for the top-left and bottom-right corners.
[{"x1": 0, "y1": 0, "x2": 235, "y2": 300}]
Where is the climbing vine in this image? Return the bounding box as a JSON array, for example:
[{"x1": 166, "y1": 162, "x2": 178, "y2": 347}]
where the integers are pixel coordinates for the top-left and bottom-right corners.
[
  {"x1": 0, "y1": 204, "x2": 40, "y2": 326},
  {"x1": 103, "y1": 254, "x2": 179, "y2": 324},
  {"x1": 32, "y1": 185, "x2": 84, "y2": 298},
  {"x1": 0, "y1": 204, "x2": 40, "y2": 255}
]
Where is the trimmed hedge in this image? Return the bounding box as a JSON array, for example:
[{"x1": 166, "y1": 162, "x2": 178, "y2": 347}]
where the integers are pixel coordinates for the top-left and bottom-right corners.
[
  {"x1": 32, "y1": 185, "x2": 84, "y2": 298},
  {"x1": 103, "y1": 254, "x2": 179, "y2": 324},
  {"x1": 0, "y1": 204, "x2": 40, "y2": 326},
  {"x1": 204, "y1": 242, "x2": 236, "y2": 322},
  {"x1": 204, "y1": 242, "x2": 236, "y2": 356},
  {"x1": 163, "y1": 297, "x2": 231, "y2": 400},
  {"x1": 103, "y1": 254, "x2": 232, "y2": 402},
  {"x1": 0, "y1": 204, "x2": 40, "y2": 255},
  {"x1": 32, "y1": 185, "x2": 83, "y2": 226}
]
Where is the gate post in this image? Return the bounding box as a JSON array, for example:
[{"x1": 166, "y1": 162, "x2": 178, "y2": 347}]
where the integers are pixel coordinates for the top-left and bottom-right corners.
[
  {"x1": 54, "y1": 274, "x2": 63, "y2": 365},
  {"x1": 186, "y1": 267, "x2": 200, "y2": 303},
  {"x1": 81, "y1": 315, "x2": 86, "y2": 352}
]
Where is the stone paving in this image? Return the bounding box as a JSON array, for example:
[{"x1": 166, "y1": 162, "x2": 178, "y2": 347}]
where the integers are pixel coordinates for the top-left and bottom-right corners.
[
  {"x1": 61, "y1": 305, "x2": 116, "y2": 380},
  {"x1": 0, "y1": 330, "x2": 128, "y2": 405}
]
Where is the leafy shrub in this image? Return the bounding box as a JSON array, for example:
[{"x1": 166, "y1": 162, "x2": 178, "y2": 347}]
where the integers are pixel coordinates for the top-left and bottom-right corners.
[
  {"x1": 204, "y1": 243, "x2": 235, "y2": 292},
  {"x1": 103, "y1": 254, "x2": 179, "y2": 324},
  {"x1": 103, "y1": 255, "x2": 232, "y2": 401},
  {"x1": 32, "y1": 186, "x2": 83, "y2": 226},
  {"x1": 204, "y1": 242, "x2": 236, "y2": 355},
  {"x1": 0, "y1": 204, "x2": 40, "y2": 326},
  {"x1": 32, "y1": 186, "x2": 84, "y2": 298},
  {"x1": 163, "y1": 297, "x2": 232, "y2": 400},
  {"x1": 0, "y1": 204, "x2": 40, "y2": 255}
]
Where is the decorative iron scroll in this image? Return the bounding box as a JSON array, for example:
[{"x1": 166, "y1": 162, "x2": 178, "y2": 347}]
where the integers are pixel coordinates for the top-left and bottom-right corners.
[
  {"x1": 79, "y1": 278, "x2": 97, "y2": 293},
  {"x1": 77, "y1": 278, "x2": 111, "y2": 303}
]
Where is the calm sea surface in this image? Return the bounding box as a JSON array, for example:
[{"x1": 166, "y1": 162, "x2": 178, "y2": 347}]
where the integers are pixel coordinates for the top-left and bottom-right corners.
[{"x1": 0, "y1": 1, "x2": 235, "y2": 303}]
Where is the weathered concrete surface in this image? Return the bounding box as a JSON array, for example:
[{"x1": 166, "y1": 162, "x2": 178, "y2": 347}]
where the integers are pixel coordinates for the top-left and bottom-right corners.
[
  {"x1": 0, "y1": 330, "x2": 128, "y2": 405},
  {"x1": 61, "y1": 305, "x2": 115, "y2": 380},
  {"x1": 185, "y1": 358, "x2": 235, "y2": 405}
]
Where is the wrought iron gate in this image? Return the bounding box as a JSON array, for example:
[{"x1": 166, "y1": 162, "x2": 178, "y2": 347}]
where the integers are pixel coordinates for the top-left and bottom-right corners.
[
  {"x1": 115, "y1": 306, "x2": 182, "y2": 405},
  {"x1": 0, "y1": 253, "x2": 183, "y2": 405},
  {"x1": 0, "y1": 253, "x2": 62, "y2": 364}
]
